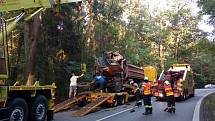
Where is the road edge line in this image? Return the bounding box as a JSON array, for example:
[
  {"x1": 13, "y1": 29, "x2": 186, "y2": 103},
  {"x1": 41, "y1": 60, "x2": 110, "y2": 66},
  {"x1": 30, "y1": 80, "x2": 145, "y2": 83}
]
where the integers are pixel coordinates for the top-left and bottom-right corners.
[
  {"x1": 95, "y1": 107, "x2": 133, "y2": 121},
  {"x1": 192, "y1": 90, "x2": 215, "y2": 121}
]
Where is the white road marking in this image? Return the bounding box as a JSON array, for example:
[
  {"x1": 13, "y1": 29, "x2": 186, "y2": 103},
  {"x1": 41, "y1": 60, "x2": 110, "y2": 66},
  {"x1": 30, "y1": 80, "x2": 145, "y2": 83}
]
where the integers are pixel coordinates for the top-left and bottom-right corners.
[
  {"x1": 96, "y1": 99, "x2": 156, "y2": 121},
  {"x1": 192, "y1": 90, "x2": 215, "y2": 121},
  {"x1": 95, "y1": 107, "x2": 133, "y2": 121}
]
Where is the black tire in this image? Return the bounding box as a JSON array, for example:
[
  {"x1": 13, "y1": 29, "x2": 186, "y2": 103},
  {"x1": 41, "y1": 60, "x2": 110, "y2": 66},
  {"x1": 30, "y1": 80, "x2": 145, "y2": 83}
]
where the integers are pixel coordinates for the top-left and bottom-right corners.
[
  {"x1": 111, "y1": 97, "x2": 118, "y2": 107},
  {"x1": 156, "y1": 97, "x2": 160, "y2": 101},
  {"x1": 119, "y1": 96, "x2": 125, "y2": 105},
  {"x1": 180, "y1": 94, "x2": 184, "y2": 101},
  {"x1": 185, "y1": 89, "x2": 189, "y2": 100},
  {"x1": 181, "y1": 91, "x2": 187, "y2": 101},
  {"x1": 30, "y1": 95, "x2": 48, "y2": 121},
  {"x1": 190, "y1": 88, "x2": 195, "y2": 97},
  {"x1": 8, "y1": 98, "x2": 28, "y2": 121},
  {"x1": 193, "y1": 88, "x2": 195, "y2": 97}
]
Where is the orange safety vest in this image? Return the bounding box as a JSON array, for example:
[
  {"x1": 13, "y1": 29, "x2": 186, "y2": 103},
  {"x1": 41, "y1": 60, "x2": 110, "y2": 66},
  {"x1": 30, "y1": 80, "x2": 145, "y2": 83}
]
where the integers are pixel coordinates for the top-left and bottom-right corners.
[
  {"x1": 143, "y1": 82, "x2": 151, "y2": 95},
  {"x1": 164, "y1": 84, "x2": 174, "y2": 96}
]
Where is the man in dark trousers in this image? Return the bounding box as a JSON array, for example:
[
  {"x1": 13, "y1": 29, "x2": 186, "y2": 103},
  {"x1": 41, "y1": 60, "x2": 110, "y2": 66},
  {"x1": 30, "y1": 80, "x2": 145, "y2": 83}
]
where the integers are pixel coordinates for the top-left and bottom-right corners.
[
  {"x1": 164, "y1": 73, "x2": 176, "y2": 113},
  {"x1": 95, "y1": 74, "x2": 107, "y2": 94},
  {"x1": 130, "y1": 83, "x2": 142, "y2": 112},
  {"x1": 142, "y1": 77, "x2": 152, "y2": 115}
]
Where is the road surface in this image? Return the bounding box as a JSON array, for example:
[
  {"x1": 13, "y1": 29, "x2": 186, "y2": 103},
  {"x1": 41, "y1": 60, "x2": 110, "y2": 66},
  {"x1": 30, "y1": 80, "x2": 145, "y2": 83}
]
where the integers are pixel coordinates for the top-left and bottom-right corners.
[{"x1": 54, "y1": 89, "x2": 215, "y2": 121}]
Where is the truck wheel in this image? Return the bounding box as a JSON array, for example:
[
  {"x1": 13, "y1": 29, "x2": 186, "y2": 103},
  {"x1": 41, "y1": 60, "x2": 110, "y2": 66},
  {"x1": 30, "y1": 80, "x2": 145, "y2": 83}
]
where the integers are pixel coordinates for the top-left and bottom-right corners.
[
  {"x1": 30, "y1": 95, "x2": 48, "y2": 121},
  {"x1": 193, "y1": 88, "x2": 195, "y2": 97},
  {"x1": 191, "y1": 88, "x2": 195, "y2": 97},
  {"x1": 8, "y1": 98, "x2": 28, "y2": 121},
  {"x1": 180, "y1": 93, "x2": 185, "y2": 101},
  {"x1": 182, "y1": 91, "x2": 187, "y2": 101},
  {"x1": 156, "y1": 97, "x2": 160, "y2": 101},
  {"x1": 186, "y1": 89, "x2": 189, "y2": 99}
]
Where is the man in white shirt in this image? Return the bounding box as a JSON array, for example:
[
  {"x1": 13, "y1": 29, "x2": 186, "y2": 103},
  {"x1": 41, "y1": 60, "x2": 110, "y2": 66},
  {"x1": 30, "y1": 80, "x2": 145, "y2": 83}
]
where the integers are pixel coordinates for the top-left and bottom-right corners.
[{"x1": 69, "y1": 73, "x2": 84, "y2": 98}]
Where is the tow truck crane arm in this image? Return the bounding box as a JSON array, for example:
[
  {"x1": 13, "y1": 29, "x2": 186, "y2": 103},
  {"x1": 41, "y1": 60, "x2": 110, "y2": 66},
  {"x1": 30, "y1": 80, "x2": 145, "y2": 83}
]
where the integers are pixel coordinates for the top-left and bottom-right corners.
[
  {"x1": 0, "y1": 0, "x2": 82, "y2": 12},
  {"x1": 0, "y1": 0, "x2": 83, "y2": 48},
  {"x1": 0, "y1": 0, "x2": 82, "y2": 80}
]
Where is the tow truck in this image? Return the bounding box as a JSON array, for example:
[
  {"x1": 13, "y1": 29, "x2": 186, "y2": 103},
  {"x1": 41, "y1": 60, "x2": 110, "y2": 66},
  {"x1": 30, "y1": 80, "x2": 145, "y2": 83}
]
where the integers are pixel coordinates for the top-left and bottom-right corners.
[
  {"x1": 0, "y1": 0, "x2": 82, "y2": 120},
  {"x1": 154, "y1": 64, "x2": 195, "y2": 100}
]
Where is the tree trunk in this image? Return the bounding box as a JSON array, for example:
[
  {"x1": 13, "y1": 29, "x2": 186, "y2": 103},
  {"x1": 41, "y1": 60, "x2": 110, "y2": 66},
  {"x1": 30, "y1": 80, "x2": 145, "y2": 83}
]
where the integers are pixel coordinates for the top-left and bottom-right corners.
[
  {"x1": 86, "y1": 0, "x2": 95, "y2": 56},
  {"x1": 174, "y1": 33, "x2": 179, "y2": 62},
  {"x1": 25, "y1": 13, "x2": 41, "y2": 86},
  {"x1": 159, "y1": 43, "x2": 165, "y2": 71}
]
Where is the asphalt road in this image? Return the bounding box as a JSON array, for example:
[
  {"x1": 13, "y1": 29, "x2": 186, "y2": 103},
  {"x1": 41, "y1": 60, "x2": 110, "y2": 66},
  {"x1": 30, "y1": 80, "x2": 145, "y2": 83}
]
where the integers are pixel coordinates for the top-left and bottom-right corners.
[{"x1": 54, "y1": 89, "x2": 215, "y2": 121}]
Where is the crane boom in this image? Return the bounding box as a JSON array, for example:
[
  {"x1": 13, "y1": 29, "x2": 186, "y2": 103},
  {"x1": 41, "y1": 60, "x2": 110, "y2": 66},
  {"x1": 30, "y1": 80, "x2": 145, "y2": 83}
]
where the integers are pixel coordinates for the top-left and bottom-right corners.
[
  {"x1": 0, "y1": 0, "x2": 82, "y2": 12},
  {"x1": 0, "y1": 0, "x2": 83, "y2": 80}
]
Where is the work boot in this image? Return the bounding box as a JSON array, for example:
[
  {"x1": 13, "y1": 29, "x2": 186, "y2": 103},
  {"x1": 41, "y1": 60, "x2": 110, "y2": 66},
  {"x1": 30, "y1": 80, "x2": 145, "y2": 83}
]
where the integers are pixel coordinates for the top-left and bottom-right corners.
[
  {"x1": 149, "y1": 108, "x2": 152, "y2": 114},
  {"x1": 143, "y1": 109, "x2": 149, "y2": 115},
  {"x1": 166, "y1": 108, "x2": 172, "y2": 113},
  {"x1": 136, "y1": 101, "x2": 142, "y2": 107},
  {"x1": 142, "y1": 111, "x2": 149, "y2": 115},
  {"x1": 130, "y1": 109, "x2": 135, "y2": 112},
  {"x1": 172, "y1": 107, "x2": 176, "y2": 113},
  {"x1": 164, "y1": 108, "x2": 168, "y2": 112}
]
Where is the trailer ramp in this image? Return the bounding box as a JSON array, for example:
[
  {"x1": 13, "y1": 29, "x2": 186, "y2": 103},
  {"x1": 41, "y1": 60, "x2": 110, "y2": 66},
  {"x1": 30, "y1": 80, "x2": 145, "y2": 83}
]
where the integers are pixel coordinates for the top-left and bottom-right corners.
[
  {"x1": 54, "y1": 95, "x2": 86, "y2": 113},
  {"x1": 72, "y1": 96, "x2": 110, "y2": 116}
]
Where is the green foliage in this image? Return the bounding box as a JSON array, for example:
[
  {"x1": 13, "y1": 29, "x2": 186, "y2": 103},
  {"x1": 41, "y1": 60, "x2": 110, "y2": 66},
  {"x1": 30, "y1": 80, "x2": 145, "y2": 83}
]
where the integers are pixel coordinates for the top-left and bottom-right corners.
[
  {"x1": 203, "y1": 93, "x2": 215, "y2": 121},
  {"x1": 64, "y1": 61, "x2": 81, "y2": 74},
  {"x1": 190, "y1": 39, "x2": 215, "y2": 88},
  {"x1": 198, "y1": 0, "x2": 215, "y2": 25}
]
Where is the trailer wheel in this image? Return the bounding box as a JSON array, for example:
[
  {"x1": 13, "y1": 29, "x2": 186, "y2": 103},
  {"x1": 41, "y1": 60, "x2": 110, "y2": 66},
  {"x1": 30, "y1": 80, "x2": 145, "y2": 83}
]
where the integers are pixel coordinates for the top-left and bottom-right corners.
[
  {"x1": 111, "y1": 97, "x2": 118, "y2": 107},
  {"x1": 8, "y1": 98, "x2": 28, "y2": 121},
  {"x1": 30, "y1": 95, "x2": 48, "y2": 121},
  {"x1": 119, "y1": 96, "x2": 125, "y2": 105}
]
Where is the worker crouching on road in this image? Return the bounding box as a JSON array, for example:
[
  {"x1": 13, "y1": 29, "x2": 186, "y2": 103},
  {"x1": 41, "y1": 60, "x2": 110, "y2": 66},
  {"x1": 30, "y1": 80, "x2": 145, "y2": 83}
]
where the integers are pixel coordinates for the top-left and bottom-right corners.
[
  {"x1": 130, "y1": 83, "x2": 142, "y2": 112},
  {"x1": 164, "y1": 73, "x2": 176, "y2": 113},
  {"x1": 142, "y1": 77, "x2": 152, "y2": 115}
]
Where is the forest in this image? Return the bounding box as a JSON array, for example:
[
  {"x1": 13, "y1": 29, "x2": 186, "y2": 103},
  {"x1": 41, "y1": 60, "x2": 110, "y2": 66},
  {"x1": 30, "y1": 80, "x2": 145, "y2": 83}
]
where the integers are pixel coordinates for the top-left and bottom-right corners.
[{"x1": 1, "y1": 0, "x2": 215, "y2": 101}]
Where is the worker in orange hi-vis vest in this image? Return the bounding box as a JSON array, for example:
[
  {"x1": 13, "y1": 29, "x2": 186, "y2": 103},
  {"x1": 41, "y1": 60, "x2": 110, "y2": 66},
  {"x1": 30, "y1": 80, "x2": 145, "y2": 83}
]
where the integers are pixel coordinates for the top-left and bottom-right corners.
[
  {"x1": 164, "y1": 73, "x2": 176, "y2": 113},
  {"x1": 142, "y1": 77, "x2": 152, "y2": 115}
]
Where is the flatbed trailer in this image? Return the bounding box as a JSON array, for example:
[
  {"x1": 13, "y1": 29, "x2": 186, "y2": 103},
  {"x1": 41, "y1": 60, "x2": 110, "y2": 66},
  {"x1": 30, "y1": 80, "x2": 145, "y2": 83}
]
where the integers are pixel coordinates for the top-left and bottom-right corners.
[
  {"x1": 53, "y1": 91, "x2": 129, "y2": 116},
  {"x1": 72, "y1": 92, "x2": 129, "y2": 116}
]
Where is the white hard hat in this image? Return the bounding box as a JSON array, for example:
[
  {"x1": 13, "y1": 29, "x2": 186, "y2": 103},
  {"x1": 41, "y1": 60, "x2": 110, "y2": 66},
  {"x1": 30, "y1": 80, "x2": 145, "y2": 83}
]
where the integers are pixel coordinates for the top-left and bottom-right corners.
[
  {"x1": 144, "y1": 77, "x2": 149, "y2": 80},
  {"x1": 164, "y1": 80, "x2": 170, "y2": 85},
  {"x1": 133, "y1": 83, "x2": 138, "y2": 87},
  {"x1": 130, "y1": 80, "x2": 134, "y2": 85}
]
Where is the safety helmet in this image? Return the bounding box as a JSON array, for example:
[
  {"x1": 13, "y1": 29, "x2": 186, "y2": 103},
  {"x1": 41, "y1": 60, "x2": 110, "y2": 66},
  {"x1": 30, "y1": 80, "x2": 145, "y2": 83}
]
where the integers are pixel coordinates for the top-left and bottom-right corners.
[
  {"x1": 133, "y1": 83, "x2": 138, "y2": 87},
  {"x1": 144, "y1": 77, "x2": 149, "y2": 82},
  {"x1": 130, "y1": 80, "x2": 134, "y2": 85},
  {"x1": 164, "y1": 80, "x2": 170, "y2": 85}
]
